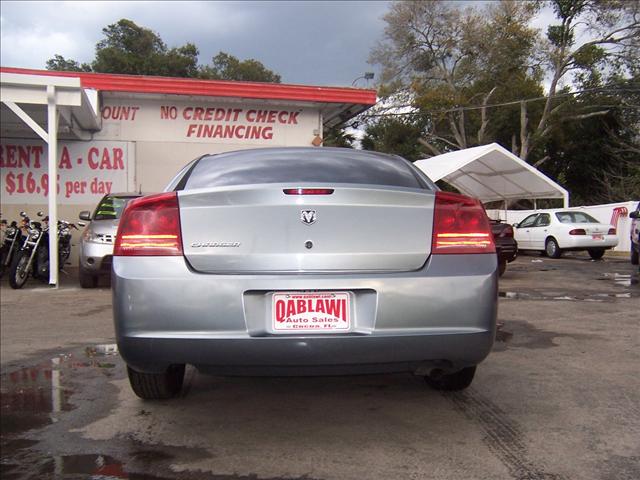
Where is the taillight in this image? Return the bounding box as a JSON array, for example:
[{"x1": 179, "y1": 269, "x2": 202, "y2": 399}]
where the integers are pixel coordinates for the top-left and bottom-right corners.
[
  {"x1": 114, "y1": 192, "x2": 183, "y2": 256},
  {"x1": 283, "y1": 188, "x2": 334, "y2": 195},
  {"x1": 569, "y1": 229, "x2": 586, "y2": 235},
  {"x1": 608, "y1": 228, "x2": 616, "y2": 235},
  {"x1": 432, "y1": 191, "x2": 495, "y2": 254}
]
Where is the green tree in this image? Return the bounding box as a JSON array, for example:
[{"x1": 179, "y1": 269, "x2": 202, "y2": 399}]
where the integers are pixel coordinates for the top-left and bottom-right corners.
[
  {"x1": 370, "y1": 1, "x2": 542, "y2": 156},
  {"x1": 322, "y1": 127, "x2": 355, "y2": 148},
  {"x1": 361, "y1": 117, "x2": 427, "y2": 161},
  {"x1": 199, "y1": 52, "x2": 281, "y2": 83},
  {"x1": 367, "y1": 0, "x2": 640, "y2": 204},
  {"x1": 540, "y1": 75, "x2": 640, "y2": 204},
  {"x1": 45, "y1": 54, "x2": 91, "y2": 72},
  {"x1": 370, "y1": 0, "x2": 639, "y2": 163},
  {"x1": 516, "y1": 0, "x2": 639, "y2": 162},
  {"x1": 91, "y1": 19, "x2": 200, "y2": 77},
  {"x1": 45, "y1": 19, "x2": 281, "y2": 82}
]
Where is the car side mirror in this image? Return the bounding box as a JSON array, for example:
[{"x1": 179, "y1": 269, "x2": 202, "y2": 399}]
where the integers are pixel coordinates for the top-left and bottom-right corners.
[
  {"x1": 79, "y1": 211, "x2": 92, "y2": 221},
  {"x1": 630, "y1": 211, "x2": 640, "y2": 219},
  {"x1": 512, "y1": 223, "x2": 519, "y2": 228}
]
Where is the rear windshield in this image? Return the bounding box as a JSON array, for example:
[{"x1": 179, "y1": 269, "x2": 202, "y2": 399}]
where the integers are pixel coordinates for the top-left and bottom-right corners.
[
  {"x1": 93, "y1": 196, "x2": 137, "y2": 220},
  {"x1": 555, "y1": 212, "x2": 600, "y2": 224},
  {"x1": 179, "y1": 149, "x2": 429, "y2": 190}
]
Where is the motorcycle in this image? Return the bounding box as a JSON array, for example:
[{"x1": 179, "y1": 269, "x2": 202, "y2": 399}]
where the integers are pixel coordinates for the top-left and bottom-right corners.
[
  {"x1": 0, "y1": 217, "x2": 23, "y2": 277},
  {"x1": 38, "y1": 216, "x2": 75, "y2": 279},
  {"x1": 9, "y1": 212, "x2": 78, "y2": 289}
]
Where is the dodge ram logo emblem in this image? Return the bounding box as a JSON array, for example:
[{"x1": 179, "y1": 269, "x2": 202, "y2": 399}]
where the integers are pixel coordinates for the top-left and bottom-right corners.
[{"x1": 301, "y1": 210, "x2": 316, "y2": 225}]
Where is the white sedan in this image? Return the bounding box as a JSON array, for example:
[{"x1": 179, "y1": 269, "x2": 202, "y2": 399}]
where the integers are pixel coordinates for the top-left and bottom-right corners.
[{"x1": 514, "y1": 211, "x2": 618, "y2": 259}]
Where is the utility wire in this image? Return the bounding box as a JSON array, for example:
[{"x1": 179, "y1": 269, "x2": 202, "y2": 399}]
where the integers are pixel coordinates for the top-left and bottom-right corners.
[{"x1": 356, "y1": 84, "x2": 640, "y2": 121}]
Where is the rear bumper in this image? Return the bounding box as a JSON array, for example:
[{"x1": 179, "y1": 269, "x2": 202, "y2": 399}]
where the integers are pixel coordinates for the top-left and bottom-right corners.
[
  {"x1": 113, "y1": 254, "x2": 498, "y2": 374},
  {"x1": 560, "y1": 235, "x2": 618, "y2": 250},
  {"x1": 118, "y1": 332, "x2": 494, "y2": 376}
]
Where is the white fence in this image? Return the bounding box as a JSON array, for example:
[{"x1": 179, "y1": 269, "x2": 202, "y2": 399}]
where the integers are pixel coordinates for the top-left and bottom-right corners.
[{"x1": 486, "y1": 200, "x2": 639, "y2": 252}]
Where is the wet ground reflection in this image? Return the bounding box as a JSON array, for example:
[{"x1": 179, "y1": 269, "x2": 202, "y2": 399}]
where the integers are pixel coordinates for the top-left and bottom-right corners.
[
  {"x1": 598, "y1": 272, "x2": 636, "y2": 287},
  {"x1": 0, "y1": 346, "x2": 127, "y2": 479},
  {"x1": 3, "y1": 452, "x2": 174, "y2": 479},
  {"x1": 39, "y1": 453, "x2": 173, "y2": 479},
  {"x1": 498, "y1": 290, "x2": 633, "y2": 301},
  {"x1": 499, "y1": 268, "x2": 637, "y2": 302},
  {"x1": 1, "y1": 357, "x2": 74, "y2": 437}
]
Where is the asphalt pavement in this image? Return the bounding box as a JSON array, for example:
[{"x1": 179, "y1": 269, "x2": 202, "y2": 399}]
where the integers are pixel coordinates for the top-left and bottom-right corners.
[{"x1": 1, "y1": 252, "x2": 638, "y2": 480}]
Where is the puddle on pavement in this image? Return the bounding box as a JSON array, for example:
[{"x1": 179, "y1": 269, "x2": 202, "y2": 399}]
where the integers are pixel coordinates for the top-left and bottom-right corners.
[
  {"x1": 1, "y1": 356, "x2": 75, "y2": 478},
  {"x1": 495, "y1": 322, "x2": 513, "y2": 343},
  {"x1": 502, "y1": 266, "x2": 639, "y2": 299},
  {"x1": 86, "y1": 343, "x2": 119, "y2": 358},
  {"x1": 0, "y1": 357, "x2": 75, "y2": 437},
  {"x1": 37, "y1": 453, "x2": 173, "y2": 479},
  {"x1": 2, "y1": 452, "x2": 174, "y2": 480},
  {"x1": 493, "y1": 321, "x2": 592, "y2": 351},
  {"x1": 6, "y1": 450, "x2": 297, "y2": 480},
  {"x1": 591, "y1": 292, "x2": 632, "y2": 299},
  {"x1": 598, "y1": 272, "x2": 637, "y2": 287},
  {"x1": 1, "y1": 347, "x2": 119, "y2": 463},
  {"x1": 0, "y1": 347, "x2": 161, "y2": 480},
  {"x1": 0, "y1": 344, "x2": 200, "y2": 480},
  {"x1": 499, "y1": 289, "x2": 635, "y2": 302}
]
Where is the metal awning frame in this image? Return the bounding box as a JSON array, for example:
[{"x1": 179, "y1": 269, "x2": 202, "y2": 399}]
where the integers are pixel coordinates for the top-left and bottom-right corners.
[{"x1": 1, "y1": 72, "x2": 101, "y2": 286}]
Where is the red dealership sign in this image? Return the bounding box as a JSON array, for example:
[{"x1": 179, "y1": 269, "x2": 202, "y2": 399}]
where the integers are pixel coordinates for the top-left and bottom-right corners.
[{"x1": 0, "y1": 140, "x2": 131, "y2": 205}]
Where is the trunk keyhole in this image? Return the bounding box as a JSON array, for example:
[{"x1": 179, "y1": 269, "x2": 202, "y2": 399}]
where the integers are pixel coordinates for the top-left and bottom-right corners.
[{"x1": 305, "y1": 241, "x2": 313, "y2": 249}]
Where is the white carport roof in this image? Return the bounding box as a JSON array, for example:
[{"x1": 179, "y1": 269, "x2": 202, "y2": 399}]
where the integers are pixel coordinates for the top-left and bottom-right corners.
[{"x1": 414, "y1": 143, "x2": 569, "y2": 207}]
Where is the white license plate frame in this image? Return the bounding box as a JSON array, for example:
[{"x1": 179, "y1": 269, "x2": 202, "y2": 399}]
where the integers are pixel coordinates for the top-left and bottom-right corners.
[{"x1": 272, "y1": 291, "x2": 351, "y2": 333}]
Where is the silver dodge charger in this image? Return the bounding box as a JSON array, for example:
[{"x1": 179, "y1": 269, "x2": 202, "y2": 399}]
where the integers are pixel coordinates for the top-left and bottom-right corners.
[{"x1": 112, "y1": 147, "x2": 498, "y2": 399}]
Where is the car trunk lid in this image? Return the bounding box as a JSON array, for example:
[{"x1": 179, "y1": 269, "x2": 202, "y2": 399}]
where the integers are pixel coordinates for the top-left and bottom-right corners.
[{"x1": 178, "y1": 185, "x2": 434, "y2": 273}]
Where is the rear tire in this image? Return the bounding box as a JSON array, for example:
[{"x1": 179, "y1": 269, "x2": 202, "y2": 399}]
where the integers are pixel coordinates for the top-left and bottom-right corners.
[
  {"x1": 631, "y1": 246, "x2": 639, "y2": 265},
  {"x1": 588, "y1": 248, "x2": 605, "y2": 260},
  {"x1": 79, "y1": 266, "x2": 98, "y2": 288},
  {"x1": 127, "y1": 364, "x2": 185, "y2": 400},
  {"x1": 498, "y1": 259, "x2": 507, "y2": 276},
  {"x1": 545, "y1": 237, "x2": 562, "y2": 258},
  {"x1": 425, "y1": 366, "x2": 476, "y2": 391},
  {"x1": 9, "y1": 251, "x2": 30, "y2": 289}
]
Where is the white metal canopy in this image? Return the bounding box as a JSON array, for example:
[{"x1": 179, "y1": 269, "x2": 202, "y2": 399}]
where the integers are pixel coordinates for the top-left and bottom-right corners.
[
  {"x1": 414, "y1": 143, "x2": 569, "y2": 207},
  {"x1": 0, "y1": 72, "x2": 101, "y2": 287}
]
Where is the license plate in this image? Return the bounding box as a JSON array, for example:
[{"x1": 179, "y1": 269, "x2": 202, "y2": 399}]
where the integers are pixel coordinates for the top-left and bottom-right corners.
[
  {"x1": 272, "y1": 291, "x2": 350, "y2": 332},
  {"x1": 592, "y1": 234, "x2": 604, "y2": 240}
]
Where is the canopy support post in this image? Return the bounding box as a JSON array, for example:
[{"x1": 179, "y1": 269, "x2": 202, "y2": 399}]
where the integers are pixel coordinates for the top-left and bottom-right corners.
[{"x1": 47, "y1": 85, "x2": 59, "y2": 287}]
